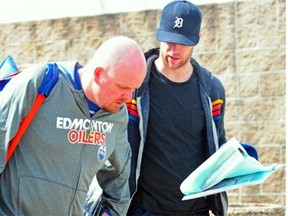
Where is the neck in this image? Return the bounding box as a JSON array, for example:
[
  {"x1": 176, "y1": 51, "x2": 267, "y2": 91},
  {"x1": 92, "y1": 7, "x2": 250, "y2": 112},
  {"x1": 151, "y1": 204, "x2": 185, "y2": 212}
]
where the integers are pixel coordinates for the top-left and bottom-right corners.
[
  {"x1": 155, "y1": 58, "x2": 193, "y2": 83},
  {"x1": 78, "y1": 68, "x2": 93, "y2": 100}
]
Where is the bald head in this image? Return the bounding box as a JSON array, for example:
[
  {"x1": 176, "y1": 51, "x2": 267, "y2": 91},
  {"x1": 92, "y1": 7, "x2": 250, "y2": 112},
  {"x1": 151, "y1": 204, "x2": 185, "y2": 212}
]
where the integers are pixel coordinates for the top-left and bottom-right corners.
[
  {"x1": 80, "y1": 36, "x2": 147, "y2": 113},
  {"x1": 89, "y1": 36, "x2": 144, "y2": 71}
]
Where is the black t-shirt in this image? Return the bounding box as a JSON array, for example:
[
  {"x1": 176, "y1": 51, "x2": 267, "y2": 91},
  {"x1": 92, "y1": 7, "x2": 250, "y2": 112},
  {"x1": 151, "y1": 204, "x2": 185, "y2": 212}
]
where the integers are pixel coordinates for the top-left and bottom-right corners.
[{"x1": 131, "y1": 63, "x2": 210, "y2": 215}]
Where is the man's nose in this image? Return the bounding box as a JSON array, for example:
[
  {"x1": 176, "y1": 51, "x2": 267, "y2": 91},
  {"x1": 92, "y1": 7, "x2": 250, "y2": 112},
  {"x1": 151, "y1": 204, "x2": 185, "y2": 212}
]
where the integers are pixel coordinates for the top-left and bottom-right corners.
[{"x1": 121, "y1": 89, "x2": 133, "y2": 101}]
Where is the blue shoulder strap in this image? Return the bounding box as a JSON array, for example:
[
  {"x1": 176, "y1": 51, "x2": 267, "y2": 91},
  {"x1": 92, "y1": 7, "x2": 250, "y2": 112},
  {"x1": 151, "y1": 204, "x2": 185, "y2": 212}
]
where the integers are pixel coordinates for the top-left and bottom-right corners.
[{"x1": 38, "y1": 63, "x2": 59, "y2": 97}]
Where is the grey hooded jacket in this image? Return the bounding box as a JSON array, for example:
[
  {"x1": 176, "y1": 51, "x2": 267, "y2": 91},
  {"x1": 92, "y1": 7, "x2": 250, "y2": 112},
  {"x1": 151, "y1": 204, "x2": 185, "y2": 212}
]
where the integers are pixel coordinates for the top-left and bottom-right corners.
[{"x1": 0, "y1": 62, "x2": 131, "y2": 216}]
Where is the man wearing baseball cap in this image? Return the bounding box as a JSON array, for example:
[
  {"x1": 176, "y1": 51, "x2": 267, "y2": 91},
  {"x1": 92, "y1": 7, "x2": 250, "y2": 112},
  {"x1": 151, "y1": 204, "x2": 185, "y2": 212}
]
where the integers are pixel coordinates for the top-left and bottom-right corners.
[{"x1": 127, "y1": 0, "x2": 228, "y2": 215}]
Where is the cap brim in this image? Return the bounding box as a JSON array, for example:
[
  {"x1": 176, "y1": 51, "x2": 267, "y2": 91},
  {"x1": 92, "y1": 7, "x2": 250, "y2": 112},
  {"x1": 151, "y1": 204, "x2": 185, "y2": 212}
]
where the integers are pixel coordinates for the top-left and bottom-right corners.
[{"x1": 156, "y1": 29, "x2": 199, "y2": 46}]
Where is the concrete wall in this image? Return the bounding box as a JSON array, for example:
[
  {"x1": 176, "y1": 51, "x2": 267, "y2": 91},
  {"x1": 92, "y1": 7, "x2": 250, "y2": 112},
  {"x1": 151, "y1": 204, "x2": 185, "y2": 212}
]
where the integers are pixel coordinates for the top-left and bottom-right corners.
[{"x1": 0, "y1": 0, "x2": 285, "y2": 213}]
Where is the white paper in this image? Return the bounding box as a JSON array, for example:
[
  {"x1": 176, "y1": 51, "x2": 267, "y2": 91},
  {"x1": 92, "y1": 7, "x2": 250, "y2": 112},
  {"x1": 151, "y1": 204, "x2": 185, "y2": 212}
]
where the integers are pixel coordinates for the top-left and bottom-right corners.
[
  {"x1": 180, "y1": 138, "x2": 285, "y2": 200},
  {"x1": 182, "y1": 164, "x2": 283, "y2": 200}
]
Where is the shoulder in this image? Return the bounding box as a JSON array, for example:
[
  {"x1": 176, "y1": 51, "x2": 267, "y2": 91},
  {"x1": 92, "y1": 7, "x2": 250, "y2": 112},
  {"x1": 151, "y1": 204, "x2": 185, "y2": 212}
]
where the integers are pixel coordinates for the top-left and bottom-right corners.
[
  {"x1": 19, "y1": 63, "x2": 49, "y2": 81},
  {"x1": 4, "y1": 63, "x2": 48, "y2": 91},
  {"x1": 192, "y1": 58, "x2": 225, "y2": 96},
  {"x1": 211, "y1": 75, "x2": 225, "y2": 92}
]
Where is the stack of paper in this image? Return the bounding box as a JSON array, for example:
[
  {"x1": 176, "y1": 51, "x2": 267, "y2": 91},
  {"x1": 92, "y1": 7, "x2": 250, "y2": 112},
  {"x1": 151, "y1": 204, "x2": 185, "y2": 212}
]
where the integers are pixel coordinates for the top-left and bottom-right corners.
[{"x1": 180, "y1": 138, "x2": 284, "y2": 200}]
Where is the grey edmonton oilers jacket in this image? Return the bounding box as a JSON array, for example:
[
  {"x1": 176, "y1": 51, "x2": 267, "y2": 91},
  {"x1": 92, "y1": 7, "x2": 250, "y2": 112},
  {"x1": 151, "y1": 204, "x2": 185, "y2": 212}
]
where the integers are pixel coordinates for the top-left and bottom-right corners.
[
  {"x1": 0, "y1": 62, "x2": 131, "y2": 216},
  {"x1": 127, "y1": 48, "x2": 228, "y2": 216}
]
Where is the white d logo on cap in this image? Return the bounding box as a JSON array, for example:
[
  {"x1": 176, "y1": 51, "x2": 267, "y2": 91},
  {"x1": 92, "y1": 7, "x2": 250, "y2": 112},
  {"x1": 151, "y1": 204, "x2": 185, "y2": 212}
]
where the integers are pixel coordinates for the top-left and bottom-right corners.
[{"x1": 173, "y1": 16, "x2": 184, "y2": 29}]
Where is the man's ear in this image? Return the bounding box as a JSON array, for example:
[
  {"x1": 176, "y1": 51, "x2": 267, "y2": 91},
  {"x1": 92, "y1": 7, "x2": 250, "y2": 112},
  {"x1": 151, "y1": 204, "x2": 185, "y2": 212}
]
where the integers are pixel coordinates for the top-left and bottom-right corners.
[{"x1": 94, "y1": 67, "x2": 104, "y2": 84}]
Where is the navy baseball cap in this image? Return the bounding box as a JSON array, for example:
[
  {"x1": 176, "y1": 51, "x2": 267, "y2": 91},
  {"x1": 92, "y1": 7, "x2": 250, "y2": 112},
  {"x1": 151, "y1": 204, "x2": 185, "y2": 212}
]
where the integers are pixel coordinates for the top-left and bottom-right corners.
[
  {"x1": 241, "y1": 142, "x2": 259, "y2": 161},
  {"x1": 156, "y1": 0, "x2": 202, "y2": 46}
]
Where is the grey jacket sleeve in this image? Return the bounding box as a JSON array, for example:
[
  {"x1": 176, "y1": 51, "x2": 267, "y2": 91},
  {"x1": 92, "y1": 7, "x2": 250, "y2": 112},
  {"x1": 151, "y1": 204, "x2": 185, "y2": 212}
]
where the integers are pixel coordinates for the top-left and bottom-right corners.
[{"x1": 96, "y1": 115, "x2": 132, "y2": 216}]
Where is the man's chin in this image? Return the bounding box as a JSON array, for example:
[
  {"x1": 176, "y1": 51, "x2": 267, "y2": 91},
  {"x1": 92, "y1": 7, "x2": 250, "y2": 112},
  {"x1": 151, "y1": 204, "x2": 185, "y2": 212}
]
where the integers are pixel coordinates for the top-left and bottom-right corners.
[{"x1": 102, "y1": 105, "x2": 122, "y2": 114}]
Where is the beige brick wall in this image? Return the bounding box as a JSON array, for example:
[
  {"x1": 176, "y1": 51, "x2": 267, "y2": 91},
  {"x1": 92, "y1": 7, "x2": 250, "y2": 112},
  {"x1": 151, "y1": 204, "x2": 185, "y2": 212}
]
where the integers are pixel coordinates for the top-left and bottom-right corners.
[{"x1": 0, "y1": 0, "x2": 285, "y2": 213}]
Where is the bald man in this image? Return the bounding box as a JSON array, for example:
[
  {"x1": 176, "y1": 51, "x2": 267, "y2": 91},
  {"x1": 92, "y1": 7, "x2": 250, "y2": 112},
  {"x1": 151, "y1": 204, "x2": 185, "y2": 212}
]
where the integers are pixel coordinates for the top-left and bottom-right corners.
[{"x1": 0, "y1": 36, "x2": 146, "y2": 216}]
